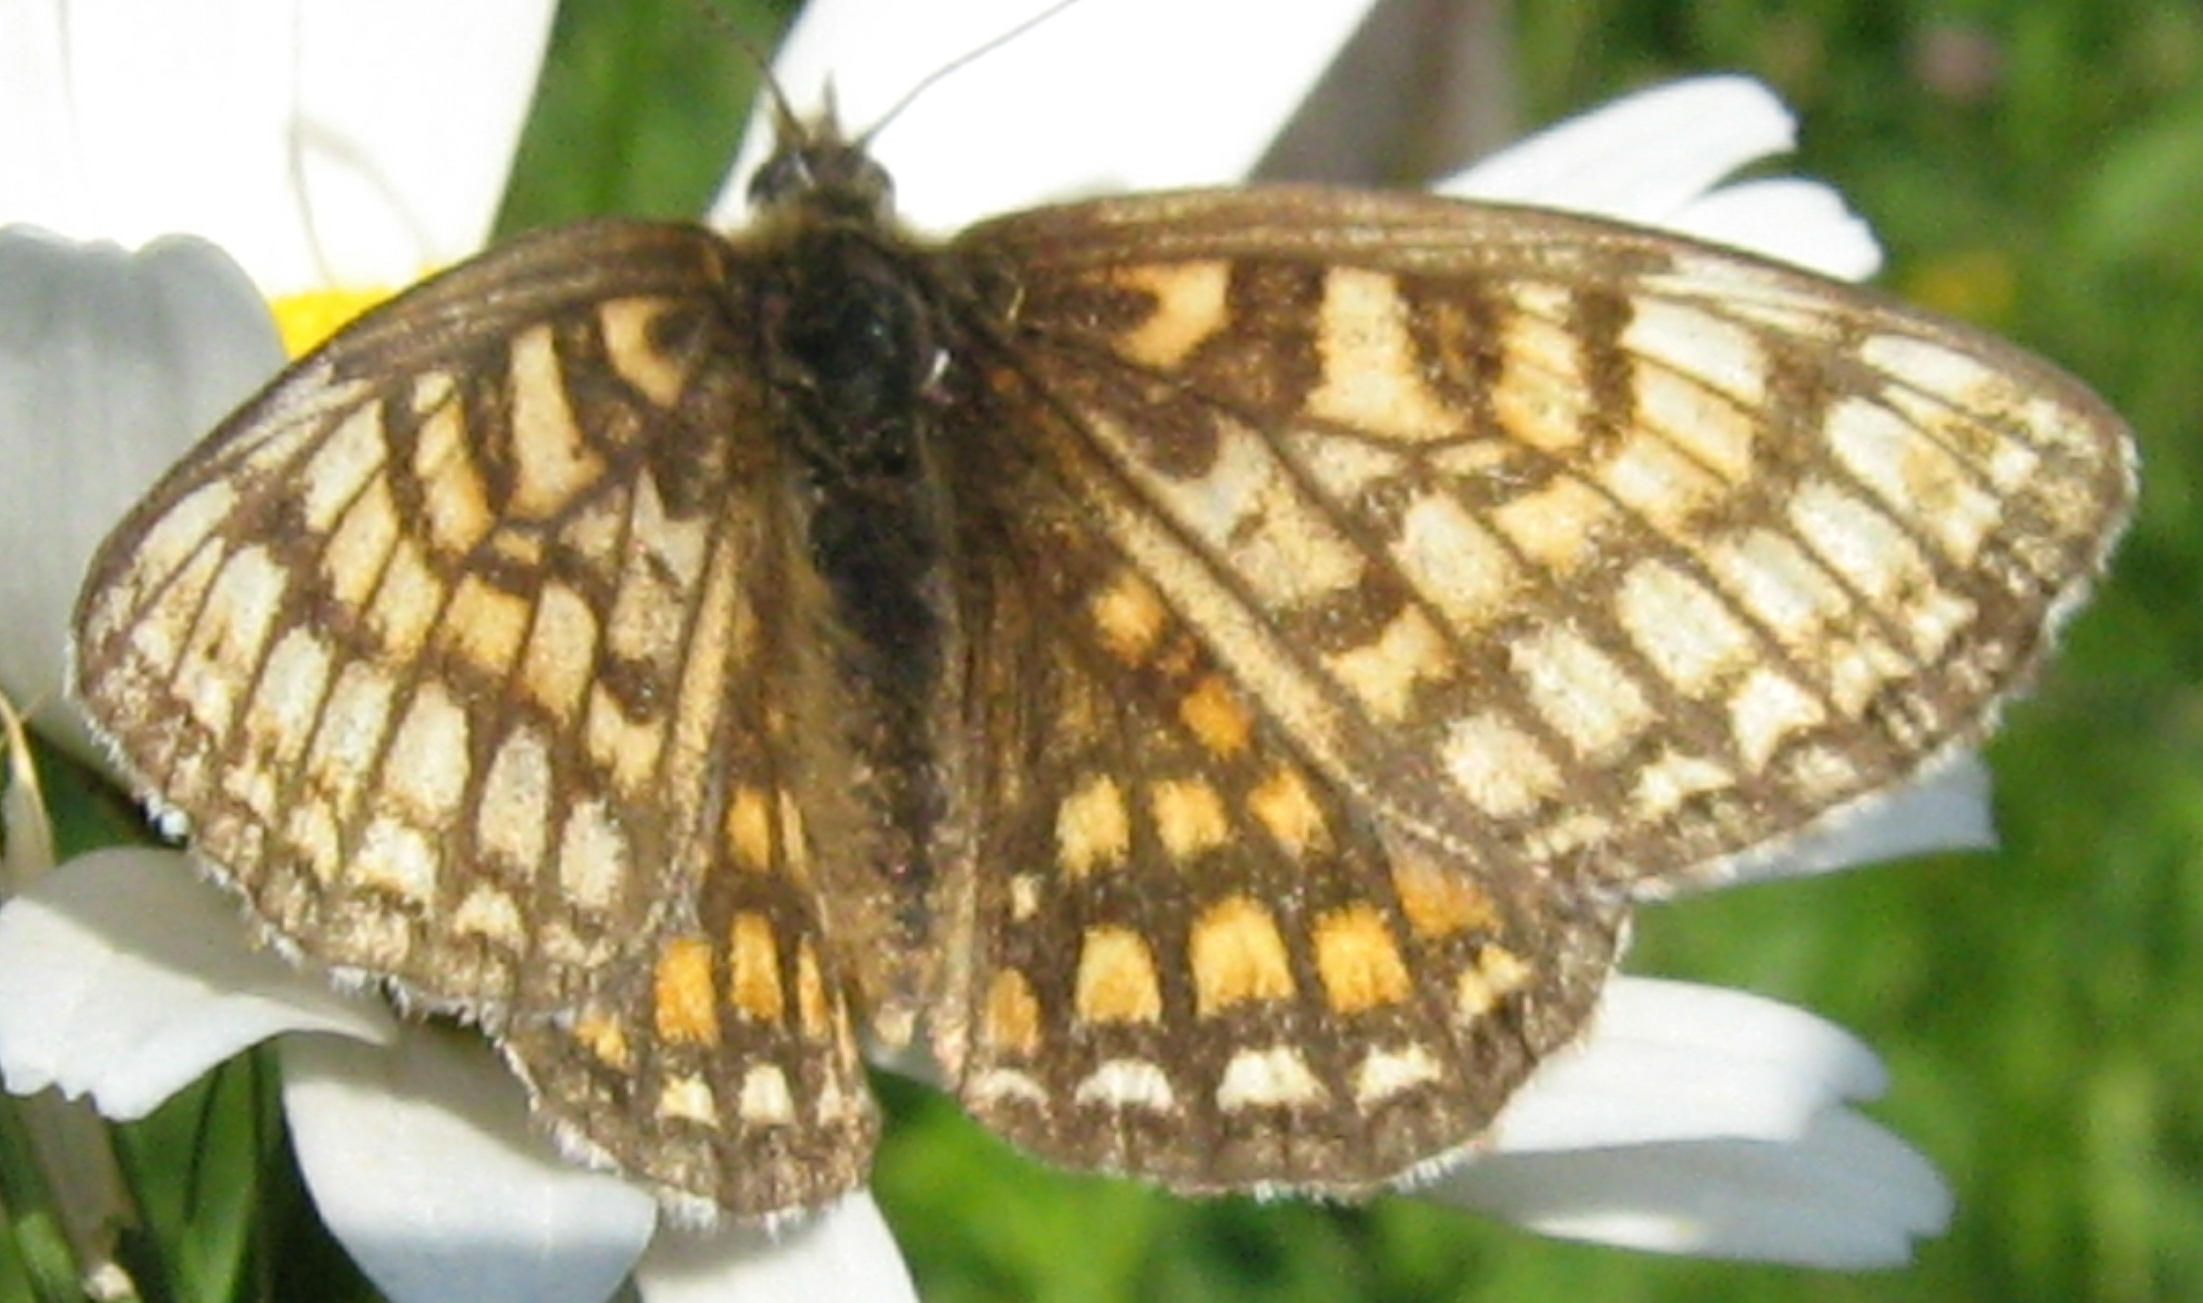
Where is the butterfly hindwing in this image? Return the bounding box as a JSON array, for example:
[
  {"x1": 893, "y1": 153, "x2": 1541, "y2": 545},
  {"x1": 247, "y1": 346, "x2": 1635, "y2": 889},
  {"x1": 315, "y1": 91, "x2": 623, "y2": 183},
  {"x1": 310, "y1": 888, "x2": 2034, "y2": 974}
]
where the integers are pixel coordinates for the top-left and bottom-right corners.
[{"x1": 943, "y1": 470, "x2": 1625, "y2": 1192}]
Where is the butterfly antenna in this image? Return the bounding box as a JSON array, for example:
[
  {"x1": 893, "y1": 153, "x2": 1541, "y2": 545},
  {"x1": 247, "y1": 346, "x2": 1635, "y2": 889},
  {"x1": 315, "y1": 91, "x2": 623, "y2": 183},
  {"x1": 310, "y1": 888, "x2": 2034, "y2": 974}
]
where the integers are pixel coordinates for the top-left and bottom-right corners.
[
  {"x1": 686, "y1": 0, "x2": 803, "y2": 136},
  {"x1": 856, "y1": 0, "x2": 1087, "y2": 148}
]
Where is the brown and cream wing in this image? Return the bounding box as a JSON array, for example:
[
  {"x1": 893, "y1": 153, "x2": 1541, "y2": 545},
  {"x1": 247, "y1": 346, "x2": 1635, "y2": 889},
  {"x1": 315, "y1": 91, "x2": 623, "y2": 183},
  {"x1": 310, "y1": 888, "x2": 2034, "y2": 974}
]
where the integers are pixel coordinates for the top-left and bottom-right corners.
[
  {"x1": 73, "y1": 219, "x2": 776, "y2": 1011},
  {"x1": 941, "y1": 445, "x2": 1624, "y2": 1193},
  {"x1": 949, "y1": 187, "x2": 2134, "y2": 891}
]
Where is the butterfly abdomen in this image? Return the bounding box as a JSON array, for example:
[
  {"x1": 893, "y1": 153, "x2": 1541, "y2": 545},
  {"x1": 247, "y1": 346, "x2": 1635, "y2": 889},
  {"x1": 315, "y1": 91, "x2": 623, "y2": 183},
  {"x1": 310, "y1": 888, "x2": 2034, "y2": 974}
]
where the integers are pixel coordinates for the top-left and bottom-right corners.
[{"x1": 760, "y1": 215, "x2": 971, "y2": 1021}]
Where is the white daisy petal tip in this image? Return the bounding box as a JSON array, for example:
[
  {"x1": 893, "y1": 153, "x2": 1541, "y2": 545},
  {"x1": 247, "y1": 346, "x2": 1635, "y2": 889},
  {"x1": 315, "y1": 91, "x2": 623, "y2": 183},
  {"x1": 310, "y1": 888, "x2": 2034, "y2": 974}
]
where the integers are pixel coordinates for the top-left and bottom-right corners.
[
  {"x1": 282, "y1": 1030, "x2": 657, "y2": 1303},
  {"x1": 1437, "y1": 73, "x2": 1883, "y2": 279},
  {"x1": 634, "y1": 1192, "x2": 918, "y2": 1303},
  {"x1": 715, "y1": 0, "x2": 1380, "y2": 229},
  {"x1": 1423, "y1": 978, "x2": 1947, "y2": 1267},
  {"x1": 0, "y1": 848, "x2": 396, "y2": 1119},
  {"x1": 1667, "y1": 177, "x2": 1885, "y2": 280},
  {"x1": 1442, "y1": 74, "x2": 1796, "y2": 212},
  {"x1": 1485, "y1": 978, "x2": 1887, "y2": 1155},
  {"x1": 0, "y1": 226, "x2": 283, "y2": 770},
  {"x1": 1427, "y1": 1108, "x2": 1950, "y2": 1268}
]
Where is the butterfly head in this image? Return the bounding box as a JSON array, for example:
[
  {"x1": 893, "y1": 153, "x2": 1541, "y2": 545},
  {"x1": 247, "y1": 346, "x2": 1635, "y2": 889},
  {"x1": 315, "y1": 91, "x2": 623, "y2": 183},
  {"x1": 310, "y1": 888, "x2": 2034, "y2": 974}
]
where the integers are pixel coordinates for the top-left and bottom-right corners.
[{"x1": 746, "y1": 95, "x2": 896, "y2": 227}]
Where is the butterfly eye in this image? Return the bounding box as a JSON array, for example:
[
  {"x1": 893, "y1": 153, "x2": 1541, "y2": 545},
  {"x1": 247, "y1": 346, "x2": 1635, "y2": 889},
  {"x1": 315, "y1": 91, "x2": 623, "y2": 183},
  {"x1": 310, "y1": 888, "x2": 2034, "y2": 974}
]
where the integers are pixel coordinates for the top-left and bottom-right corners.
[{"x1": 750, "y1": 138, "x2": 896, "y2": 223}]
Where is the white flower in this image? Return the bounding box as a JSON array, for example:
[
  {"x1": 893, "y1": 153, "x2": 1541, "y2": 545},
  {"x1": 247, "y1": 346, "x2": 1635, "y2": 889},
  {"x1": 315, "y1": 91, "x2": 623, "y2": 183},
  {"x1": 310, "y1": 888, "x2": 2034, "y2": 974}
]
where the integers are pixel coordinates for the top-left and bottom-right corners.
[
  {"x1": 0, "y1": 0, "x2": 1967, "y2": 1296},
  {"x1": 0, "y1": 0, "x2": 554, "y2": 768}
]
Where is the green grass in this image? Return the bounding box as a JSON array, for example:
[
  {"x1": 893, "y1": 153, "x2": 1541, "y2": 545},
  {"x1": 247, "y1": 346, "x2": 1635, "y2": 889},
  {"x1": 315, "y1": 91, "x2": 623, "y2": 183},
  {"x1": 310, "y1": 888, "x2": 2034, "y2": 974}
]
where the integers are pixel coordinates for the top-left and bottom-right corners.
[{"x1": 7, "y1": 1, "x2": 2200, "y2": 1300}]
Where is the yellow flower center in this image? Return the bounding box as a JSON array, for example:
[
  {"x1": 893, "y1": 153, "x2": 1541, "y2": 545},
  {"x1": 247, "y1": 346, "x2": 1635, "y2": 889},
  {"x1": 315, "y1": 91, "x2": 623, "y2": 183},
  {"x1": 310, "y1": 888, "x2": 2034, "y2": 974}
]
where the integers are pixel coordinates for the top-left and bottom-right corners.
[{"x1": 267, "y1": 285, "x2": 400, "y2": 357}]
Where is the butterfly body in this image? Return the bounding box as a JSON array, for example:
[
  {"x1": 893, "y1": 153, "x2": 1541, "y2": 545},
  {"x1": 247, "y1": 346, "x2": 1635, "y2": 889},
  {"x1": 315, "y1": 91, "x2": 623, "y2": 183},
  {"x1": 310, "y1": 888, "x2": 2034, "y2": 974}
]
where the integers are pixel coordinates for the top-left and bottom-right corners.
[{"x1": 72, "y1": 113, "x2": 2133, "y2": 1219}]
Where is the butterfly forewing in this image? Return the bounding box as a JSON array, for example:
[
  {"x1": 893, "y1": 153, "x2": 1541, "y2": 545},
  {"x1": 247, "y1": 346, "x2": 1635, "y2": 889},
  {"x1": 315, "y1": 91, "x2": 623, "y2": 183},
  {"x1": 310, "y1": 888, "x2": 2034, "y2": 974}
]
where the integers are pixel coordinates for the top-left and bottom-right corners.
[
  {"x1": 71, "y1": 117, "x2": 2132, "y2": 1221},
  {"x1": 956, "y1": 188, "x2": 2133, "y2": 892},
  {"x1": 73, "y1": 219, "x2": 879, "y2": 1214}
]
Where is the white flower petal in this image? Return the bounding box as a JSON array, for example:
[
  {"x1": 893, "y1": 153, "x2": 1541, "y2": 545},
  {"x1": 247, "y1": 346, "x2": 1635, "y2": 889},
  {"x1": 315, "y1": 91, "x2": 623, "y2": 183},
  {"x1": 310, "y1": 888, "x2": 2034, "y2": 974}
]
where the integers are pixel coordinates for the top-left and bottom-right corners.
[
  {"x1": 282, "y1": 1029, "x2": 656, "y2": 1303},
  {"x1": 1423, "y1": 977, "x2": 1947, "y2": 1267},
  {"x1": 0, "y1": 848, "x2": 394, "y2": 1118},
  {"x1": 0, "y1": 227, "x2": 282, "y2": 768},
  {"x1": 1663, "y1": 177, "x2": 1883, "y2": 280},
  {"x1": 634, "y1": 1194, "x2": 917, "y2": 1303},
  {"x1": 1484, "y1": 978, "x2": 1884, "y2": 1153},
  {"x1": 279, "y1": 1, "x2": 556, "y2": 291},
  {"x1": 1443, "y1": 75, "x2": 1797, "y2": 218},
  {"x1": 718, "y1": 0, "x2": 1376, "y2": 230},
  {"x1": 0, "y1": 0, "x2": 553, "y2": 295},
  {"x1": 1429, "y1": 1107, "x2": 1950, "y2": 1268},
  {"x1": 1702, "y1": 751, "x2": 1994, "y2": 890},
  {"x1": 1440, "y1": 75, "x2": 1882, "y2": 277}
]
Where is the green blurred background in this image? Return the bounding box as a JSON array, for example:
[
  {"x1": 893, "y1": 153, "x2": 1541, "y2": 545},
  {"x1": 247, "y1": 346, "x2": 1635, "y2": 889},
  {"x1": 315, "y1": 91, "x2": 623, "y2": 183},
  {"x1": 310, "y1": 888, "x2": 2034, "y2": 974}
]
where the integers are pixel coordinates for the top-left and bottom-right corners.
[{"x1": 6, "y1": 0, "x2": 2200, "y2": 1300}]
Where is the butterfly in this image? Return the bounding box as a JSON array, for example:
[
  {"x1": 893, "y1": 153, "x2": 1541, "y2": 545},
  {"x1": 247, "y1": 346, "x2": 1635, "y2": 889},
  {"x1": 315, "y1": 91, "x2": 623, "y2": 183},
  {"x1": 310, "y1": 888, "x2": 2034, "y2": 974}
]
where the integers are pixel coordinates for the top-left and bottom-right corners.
[{"x1": 70, "y1": 82, "x2": 2133, "y2": 1221}]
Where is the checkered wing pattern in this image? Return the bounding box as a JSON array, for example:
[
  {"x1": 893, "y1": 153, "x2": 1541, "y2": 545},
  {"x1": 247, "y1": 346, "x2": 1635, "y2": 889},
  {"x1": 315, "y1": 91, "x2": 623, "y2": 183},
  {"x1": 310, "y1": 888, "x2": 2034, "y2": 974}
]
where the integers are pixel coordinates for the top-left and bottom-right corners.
[
  {"x1": 909, "y1": 188, "x2": 2130, "y2": 1194},
  {"x1": 72, "y1": 220, "x2": 875, "y2": 1216},
  {"x1": 69, "y1": 119, "x2": 2134, "y2": 1222},
  {"x1": 954, "y1": 189, "x2": 2132, "y2": 899},
  {"x1": 946, "y1": 456, "x2": 1625, "y2": 1189}
]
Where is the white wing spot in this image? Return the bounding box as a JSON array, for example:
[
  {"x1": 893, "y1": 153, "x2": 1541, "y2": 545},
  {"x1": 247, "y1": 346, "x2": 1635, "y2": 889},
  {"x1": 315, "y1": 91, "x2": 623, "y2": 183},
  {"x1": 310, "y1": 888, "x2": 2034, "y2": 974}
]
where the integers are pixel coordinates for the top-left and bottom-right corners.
[
  {"x1": 353, "y1": 815, "x2": 439, "y2": 905},
  {"x1": 1352, "y1": 1044, "x2": 1443, "y2": 1107},
  {"x1": 1440, "y1": 712, "x2": 1563, "y2": 818},
  {"x1": 1216, "y1": 1045, "x2": 1328, "y2": 1111},
  {"x1": 558, "y1": 798, "x2": 630, "y2": 912},
  {"x1": 1511, "y1": 623, "x2": 1654, "y2": 760},
  {"x1": 738, "y1": 1064, "x2": 797, "y2": 1125},
  {"x1": 1073, "y1": 1059, "x2": 1178, "y2": 1112}
]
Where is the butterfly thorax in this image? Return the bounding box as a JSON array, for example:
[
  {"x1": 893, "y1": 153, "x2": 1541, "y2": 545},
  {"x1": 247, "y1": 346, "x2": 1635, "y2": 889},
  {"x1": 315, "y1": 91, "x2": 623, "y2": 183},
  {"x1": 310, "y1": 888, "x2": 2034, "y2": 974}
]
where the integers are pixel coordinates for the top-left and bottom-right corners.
[{"x1": 751, "y1": 126, "x2": 973, "y2": 1047}]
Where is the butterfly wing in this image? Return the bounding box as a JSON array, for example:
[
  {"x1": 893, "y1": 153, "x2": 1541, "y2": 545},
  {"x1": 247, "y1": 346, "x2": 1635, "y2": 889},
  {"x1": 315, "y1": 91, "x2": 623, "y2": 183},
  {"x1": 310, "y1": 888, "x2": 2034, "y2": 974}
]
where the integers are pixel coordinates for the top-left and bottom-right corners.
[
  {"x1": 918, "y1": 187, "x2": 2130, "y2": 1194},
  {"x1": 72, "y1": 219, "x2": 877, "y2": 1215},
  {"x1": 939, "y1": 451, "x2": 1625, "y2": 1191},
  {"x1": 949, "y1": 188, "x2": 2134, "y2": 896}
]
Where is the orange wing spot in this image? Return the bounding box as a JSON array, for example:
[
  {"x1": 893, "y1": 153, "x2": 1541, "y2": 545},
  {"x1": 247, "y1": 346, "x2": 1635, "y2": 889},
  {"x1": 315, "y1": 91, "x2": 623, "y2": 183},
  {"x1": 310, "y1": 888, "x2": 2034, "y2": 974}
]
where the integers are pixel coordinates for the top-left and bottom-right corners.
[
  {"x1": 777, "y1": 788, "x2": 813, "y2": 880},
  {"x1": 726, "y1": 785, "x2": 775, "y2": 872},
  {"x1": 1150, "y1": 776, "x2": 1230, "y2": 862},
  {"x1": 1247, "y1": 765, "x2": 1330, "y2": 857},
  {"x1": 442, "y1": 575, "x2": 531, "y2": 676},
  {"x1": 984, "y1": 967, "x2": 1044, "y2": 1056},
  {"x1": 1390, "y1": 855, "x2": 1501, "y2": 939},
  {"x1": 1313, "y1": 903, "x2": 1412, "y2": 1014},
  {"x1": 1177, "y1": 674, "x2": 1252, "y2": 758},
  {"x1": 572, "y1": 1009, "x2": 632, "y2": 1071},
  {"x1": 1455, "y1": 945, "x2": 1534, "y2": 1019},
  {"x1": 1056, "y1": 773, "x2": 1130, "y2": 877},
  {"x1": 652, "y1": 936, "x2": 721, "y2": 1046},
  {"x1": 794, "y1": 938, "x2": 833, "y2": 1040},
  {"x1": 1189, "y1": 895, "x2": 1295, "y2": 1016},
  {"x1": 1307, "y1": 266, "x2": 1461, "y2": 442},
  {"x1": 1320, "y1": 606, "x2": 1457, "y2": 724},
  {"x1": 727, "y1": 912, "x2": 785, "y2": 1025},
  {"x1": 1074, "y1": 925, "x2": 1163, "y2": 1025},
  {"x1": 1089, "y1": 568, "x2": 1169, "y2": 665}
]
